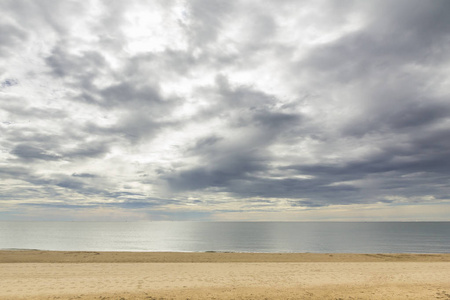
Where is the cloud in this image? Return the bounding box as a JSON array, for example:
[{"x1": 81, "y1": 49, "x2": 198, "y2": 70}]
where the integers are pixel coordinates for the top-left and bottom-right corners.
[
  {"x1": 1, "y1": 0, "x2": 449, "y2": 220},
  {"x1": 72, "y1": 173, "x2": 98, "y2": 178},
  {"x1": 0, "y1": 22, "x2": 28, "y2": 56},
  {"x1": 11, "y1": 144, "x2": 61, "y2": 161}
]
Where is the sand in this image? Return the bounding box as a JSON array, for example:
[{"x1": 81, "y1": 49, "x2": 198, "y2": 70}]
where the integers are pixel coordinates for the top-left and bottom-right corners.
[{"x1": 1, "y1": 251, "x2": 449, "y2": 299}]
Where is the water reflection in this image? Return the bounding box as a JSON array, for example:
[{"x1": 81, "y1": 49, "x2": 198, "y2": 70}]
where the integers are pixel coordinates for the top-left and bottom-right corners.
[{"x1": 0, "y1": 221, "x2": 449, "y2": 253}]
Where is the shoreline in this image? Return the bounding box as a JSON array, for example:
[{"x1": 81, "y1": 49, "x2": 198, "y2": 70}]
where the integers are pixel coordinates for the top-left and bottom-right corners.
[{"x1": 1, "y1": 250, "x2": 449, "y2": 263}]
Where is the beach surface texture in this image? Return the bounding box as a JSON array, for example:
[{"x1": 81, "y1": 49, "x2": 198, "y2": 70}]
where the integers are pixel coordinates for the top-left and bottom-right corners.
[{"x1": 1, "y1": 251, "x2": 449, "y2": 299}]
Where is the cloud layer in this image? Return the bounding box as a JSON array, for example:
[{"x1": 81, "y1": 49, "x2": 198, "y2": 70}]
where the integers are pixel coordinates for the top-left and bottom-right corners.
[{"x1": 1, "y1": 0, "x2": 449, "y2": 220}]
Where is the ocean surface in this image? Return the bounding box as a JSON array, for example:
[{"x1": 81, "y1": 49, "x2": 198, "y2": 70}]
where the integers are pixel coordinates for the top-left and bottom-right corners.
[{"x1": 0, "y1": 222, "x2": 449, "y2": 253}]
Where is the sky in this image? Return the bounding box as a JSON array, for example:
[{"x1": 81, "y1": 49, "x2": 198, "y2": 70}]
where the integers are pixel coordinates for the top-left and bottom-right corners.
[{"x1": 1, "y1": 0, "x2": 450, "y2": 221}]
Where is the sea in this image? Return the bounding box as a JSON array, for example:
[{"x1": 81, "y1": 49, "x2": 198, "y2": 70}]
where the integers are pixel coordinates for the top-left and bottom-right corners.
[{"x1": 0, "y1": 222, "x2": 449, "y2": 253}]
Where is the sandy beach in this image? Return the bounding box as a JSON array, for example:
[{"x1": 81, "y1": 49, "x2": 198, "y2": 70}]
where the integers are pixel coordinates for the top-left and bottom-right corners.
[{"x1": 1, "y1": 251, "x2": 449, "y2": 299}]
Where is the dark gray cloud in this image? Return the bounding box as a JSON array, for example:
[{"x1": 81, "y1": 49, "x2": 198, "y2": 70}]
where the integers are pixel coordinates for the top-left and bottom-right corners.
[
  {"x1": 301, "y1": 1, "x2": 450, "y2": 80},
  {"x1": 1, "y1": 78, "x2": 19, "y2": 88},
  {"x1": 1, "y1": 0, "x2": 449, "y2": 220},
  {"x1": 72, "y1": 173, "x2": 98, "y2": 178},
  {"x1": 46, "y1": 47, "x2": 108, "y2": 79},
  {"x1": 11, "y1": 144, "x2": 61, "y2": 161}
]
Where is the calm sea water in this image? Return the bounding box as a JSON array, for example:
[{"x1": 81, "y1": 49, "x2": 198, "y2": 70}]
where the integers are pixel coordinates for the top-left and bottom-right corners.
[{"x1": 0, "y1": 222, "x2": 448, "y2": 253}]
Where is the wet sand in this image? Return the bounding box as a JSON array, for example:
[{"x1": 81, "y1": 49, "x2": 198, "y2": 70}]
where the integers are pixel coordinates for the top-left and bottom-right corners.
[{"x1": 1, "y1": 251, "x2": 449, "y2": 299}]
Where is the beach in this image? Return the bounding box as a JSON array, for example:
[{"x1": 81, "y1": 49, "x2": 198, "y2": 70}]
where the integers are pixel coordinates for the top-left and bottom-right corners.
[{"x1": 1, "y1": 251, "x2": 449, "y2": 299}]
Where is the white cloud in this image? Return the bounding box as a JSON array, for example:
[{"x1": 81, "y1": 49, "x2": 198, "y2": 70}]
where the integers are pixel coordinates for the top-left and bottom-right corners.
[{"x1": 1, "y1": 0, "x2": 450, "y2": 220}]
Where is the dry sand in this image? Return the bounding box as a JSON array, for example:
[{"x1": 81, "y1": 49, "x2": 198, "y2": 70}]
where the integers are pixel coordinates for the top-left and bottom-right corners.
[{"x1": 1, "y1": 251, "x2": 449, "y2": 299}]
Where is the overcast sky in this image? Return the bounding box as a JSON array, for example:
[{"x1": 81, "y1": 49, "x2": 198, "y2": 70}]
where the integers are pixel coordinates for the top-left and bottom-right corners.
[{"x1": 1, "y1": 0, "x2": 449, "y2": 221}]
